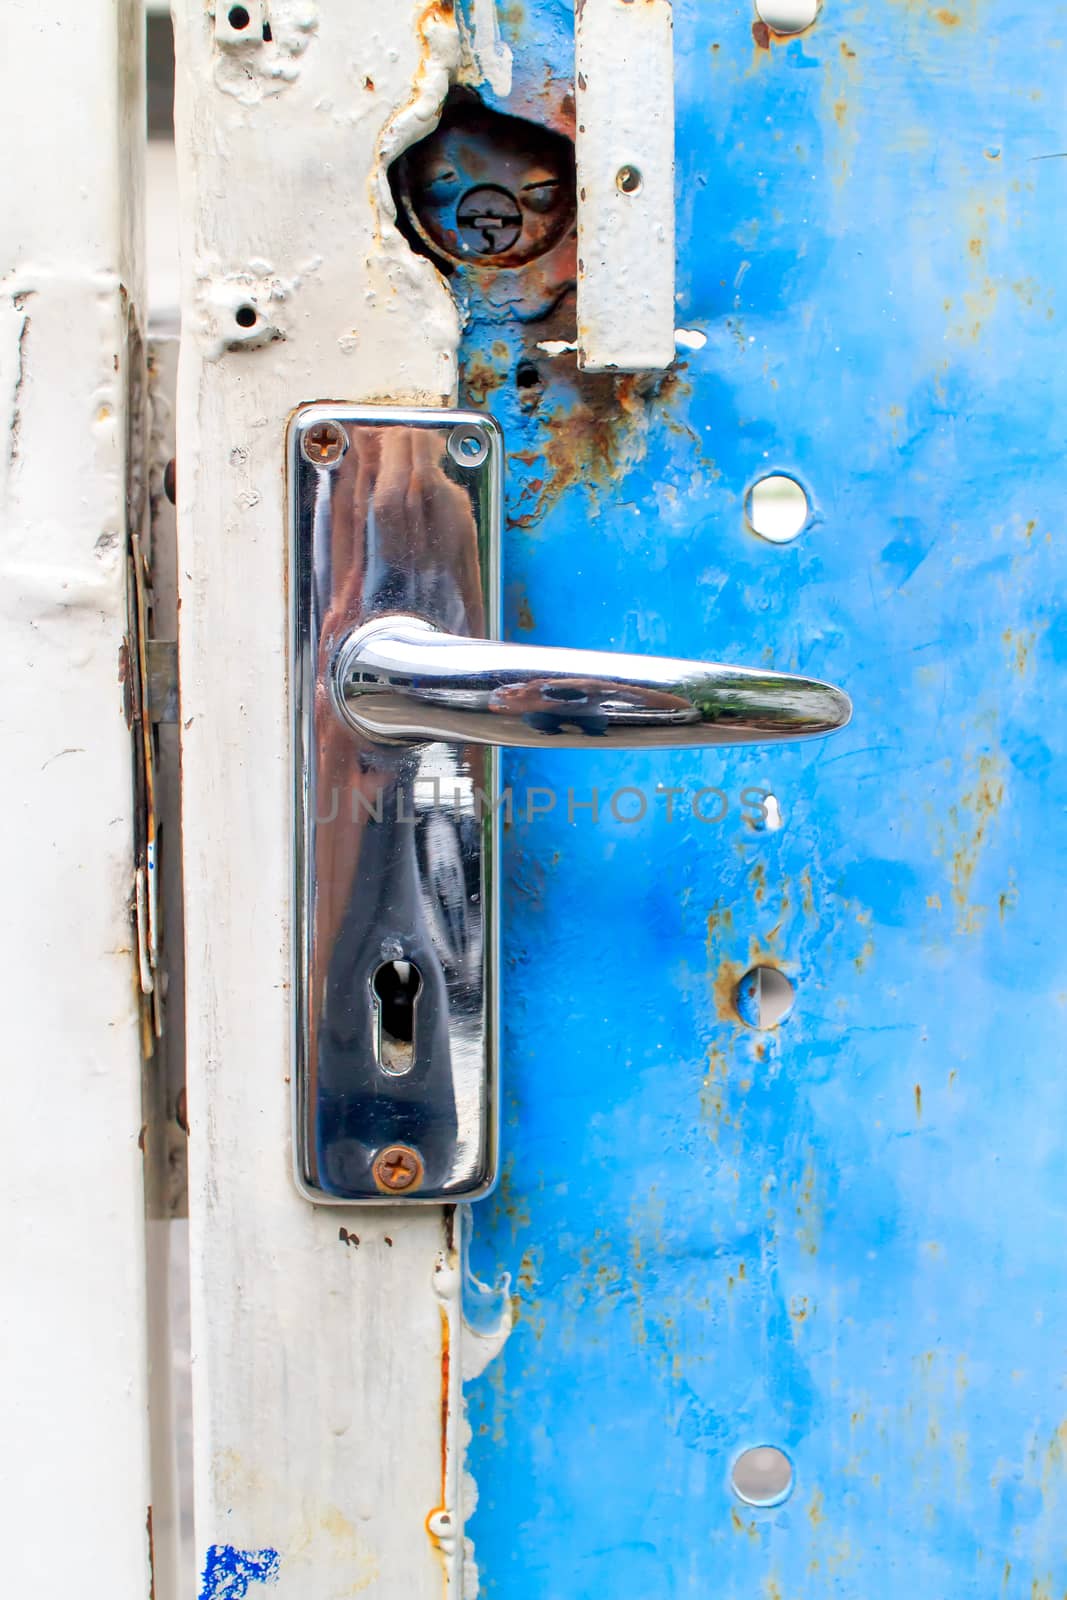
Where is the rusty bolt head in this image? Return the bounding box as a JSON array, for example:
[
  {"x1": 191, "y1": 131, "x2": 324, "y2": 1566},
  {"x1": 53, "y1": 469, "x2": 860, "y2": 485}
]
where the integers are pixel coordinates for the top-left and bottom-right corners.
[
  {"x1": 300, "y1": 420, "x2": 347, "y2": 468},
  {"x1": 371, "y1": 1144, "x2": 424, "y2": 1194}
]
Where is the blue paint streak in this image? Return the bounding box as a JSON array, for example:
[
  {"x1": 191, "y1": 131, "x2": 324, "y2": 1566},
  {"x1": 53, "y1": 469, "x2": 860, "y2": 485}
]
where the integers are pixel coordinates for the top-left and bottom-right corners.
[{"x1": 198, "y1": 1545, "x2": 280, "y2": 1599}]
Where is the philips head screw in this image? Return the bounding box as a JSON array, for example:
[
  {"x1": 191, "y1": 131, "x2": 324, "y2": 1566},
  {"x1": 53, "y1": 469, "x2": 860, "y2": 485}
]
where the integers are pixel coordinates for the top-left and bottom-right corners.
[{"x1": 301, "y1": 420, "x2": 348, "y2": 468}]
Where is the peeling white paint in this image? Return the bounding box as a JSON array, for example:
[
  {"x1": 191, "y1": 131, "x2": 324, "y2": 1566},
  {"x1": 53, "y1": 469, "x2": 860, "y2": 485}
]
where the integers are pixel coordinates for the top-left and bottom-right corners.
[
  {"x1": 456, "y1": 0, "x2": 514, "y2": 99},
  {"x1": 213, "y1": 0, "x2": 319, "y2": 102},
  {"x1": 191, "y1": 261, "x2": 321, "y2": 360},
  {"x1": 459, "y1": 1210, "x2": 514, "y2": 1382}
]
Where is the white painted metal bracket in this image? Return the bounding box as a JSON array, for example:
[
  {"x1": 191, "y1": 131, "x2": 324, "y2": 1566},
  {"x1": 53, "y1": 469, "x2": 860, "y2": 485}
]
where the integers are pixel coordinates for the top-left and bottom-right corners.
[{"x1": 575, "y1": 0, "x2": 676, "y2": 372}]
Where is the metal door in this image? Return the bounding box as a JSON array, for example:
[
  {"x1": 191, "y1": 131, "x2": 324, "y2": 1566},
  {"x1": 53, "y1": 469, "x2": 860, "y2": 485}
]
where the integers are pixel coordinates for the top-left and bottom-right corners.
[{"x1": 454, "y1": 3, "x2": 1067, "y2": 1595}]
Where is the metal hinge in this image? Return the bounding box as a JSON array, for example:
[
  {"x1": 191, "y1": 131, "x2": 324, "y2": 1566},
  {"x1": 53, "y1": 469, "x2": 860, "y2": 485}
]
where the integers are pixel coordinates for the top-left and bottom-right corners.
[{"x1": 125, "y1": 341, "x2": 181, "y2": 1053}]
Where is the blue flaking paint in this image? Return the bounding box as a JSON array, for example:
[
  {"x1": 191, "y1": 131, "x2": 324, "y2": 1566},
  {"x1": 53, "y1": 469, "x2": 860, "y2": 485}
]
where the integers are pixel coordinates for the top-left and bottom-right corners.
[
  {"x1": 198, "y1": 1545, "x2": 280, "y2": 1599},
  {"x1": 458, "y1": 0, "x2": 1067, "y2": 1594}
]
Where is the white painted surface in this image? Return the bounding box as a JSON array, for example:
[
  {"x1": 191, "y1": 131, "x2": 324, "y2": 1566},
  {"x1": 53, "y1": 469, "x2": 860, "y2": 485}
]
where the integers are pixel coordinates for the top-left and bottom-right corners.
[
  {"x1": 0, "y1": 1, "x2": 153, "y2": 1594},
  {"x1": 575, "y1": 0, "x2": 676, "y2": 371},
  {"x1": 172, "y1": 2, "x2": 474, "y2": 1593}
]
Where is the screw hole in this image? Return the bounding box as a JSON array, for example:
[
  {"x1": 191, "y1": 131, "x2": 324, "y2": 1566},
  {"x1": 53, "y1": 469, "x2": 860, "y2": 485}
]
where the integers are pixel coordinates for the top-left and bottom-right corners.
[
  {"x1": 745, "y1": 473, "x2": 809, "y2": 543},
  {"x1": 515, "y1": 361, "x2": 541, "y2": 389},
  {"x1": 234, "y1": 304, "x2": 257, "y2": 329},
  {"x1": 736, "y1": 966, "x2": 795, "y2": 1030},
  {"x1": 731, "y1": 1446, "x2": 794, "y2": 1507},
  {"x1": 616, "y1": 164, "x2": 642, "y2": 195},
  {"x1": 228, "y1": 4, "x2": 251, "y2": 29}
]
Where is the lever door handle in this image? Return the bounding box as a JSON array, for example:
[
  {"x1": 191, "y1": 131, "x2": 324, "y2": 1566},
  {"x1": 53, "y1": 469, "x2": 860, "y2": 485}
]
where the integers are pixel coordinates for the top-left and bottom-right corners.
[
  {"x1": 291, "y1": 406, "x2": 853, "y2": 1204},
  {"x1": 334, "y1": 616, "x2": 851, "y2": 748}
]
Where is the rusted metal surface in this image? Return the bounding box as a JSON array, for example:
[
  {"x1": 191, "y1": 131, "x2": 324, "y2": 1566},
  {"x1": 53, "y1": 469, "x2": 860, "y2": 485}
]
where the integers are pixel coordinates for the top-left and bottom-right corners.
[{"x1": 454, "y1": 0, "x2": 1067, "y2": 1593}]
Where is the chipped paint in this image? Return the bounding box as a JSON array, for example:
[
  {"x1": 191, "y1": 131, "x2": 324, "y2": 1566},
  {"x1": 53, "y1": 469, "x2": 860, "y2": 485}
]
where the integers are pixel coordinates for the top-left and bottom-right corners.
[
  {"x1": 198, "y1": 1545, "x2": 281, "y2": 1599},
  {"x1": 212, "y1": 0, "x2": 318, "y2": 102}
]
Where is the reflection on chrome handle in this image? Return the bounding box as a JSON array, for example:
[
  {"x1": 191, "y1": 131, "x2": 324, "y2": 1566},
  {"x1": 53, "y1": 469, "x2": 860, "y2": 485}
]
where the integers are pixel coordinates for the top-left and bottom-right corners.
[{"x1": 334, "y1": 616, "x2": 852, "y2": 749}]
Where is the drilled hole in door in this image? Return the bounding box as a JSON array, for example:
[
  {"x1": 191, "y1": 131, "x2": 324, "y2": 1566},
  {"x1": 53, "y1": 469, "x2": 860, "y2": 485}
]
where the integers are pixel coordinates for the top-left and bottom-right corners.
[
  {"x1": 736, "y1": 966, "x2": 795, "y2": 1029},
  {"x1": 373, "y1": 959, "x2": 423, "y2": 1075},
  {"x1": 731, "y1": 1446, "x2": 794, "y2": 1507},
  {"x1": 746, "y1": 474, "x2": 809, "y2": 542},
  {"x1": 754, "y1": 0, "x2": 819, "y2": 33}
]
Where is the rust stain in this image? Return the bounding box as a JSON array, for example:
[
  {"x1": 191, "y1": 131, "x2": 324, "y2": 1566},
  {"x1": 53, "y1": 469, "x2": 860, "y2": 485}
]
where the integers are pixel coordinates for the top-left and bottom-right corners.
[
  {"x1": 730, "y1": 1507, "x2": 761, "y2": 1541},
  {"x1": 1003, "y1": 626, "x2": 1037, "y2": 676},
  {"x1": 934, "y1": 749, "x2": 1006, "y2": 933},
  {"x1": 790, "y1": 1294, "x2": 811, "y2": 1323},
  {"x1": 915, "y1": 1082, "x2": 923, "y2": 1120},
  {"x1": 793, "y1": 1155, "x2": 823, "y2": 1257},
  {"x1": 488, "y1": 1153, "x2": 531, "y2": 1241},
  {"x1": 700, "y1": 1045, "x2": 731, "y2": 1139},
  {"x1": 752, "y1": 19, "x2": 771, "y2": 49},
  {"x1": 517, "y1": 1245, "x2": 542, "y2": 1292},
  {"x1": 711, "y1": 955, "x2": 747, "y2": 1023},
  {"x1": 461, "y1": 350, "x2": 508, "y2": 407},
  {"x1": 508, "y1": 349, "x2": 694, "y2": 529},
  {"x1": 808, "y1": 1488, "x2": 825, "y2": 1528},
  {"x1": 516, "y1": 592, "x2": 535, "y2": 631},
  {"x1": 998, "y1": 879, "x2": 1018, "y2": 922},
  {"x1": 438, "y1": 1304, "x2": 450, "y2": 1499},
  {"x1": 823, "y1": 41, "x2": 862, "y2": 185},
  {"x1": 799, "y1": 869, "x2": 815, "y2": 918}
]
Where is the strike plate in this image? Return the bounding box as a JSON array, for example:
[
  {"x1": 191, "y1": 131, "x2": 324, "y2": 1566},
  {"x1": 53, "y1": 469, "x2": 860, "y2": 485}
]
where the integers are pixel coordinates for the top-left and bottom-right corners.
[{"x1": 290, "y1": 405, "x2": 500, "y2": 1203}]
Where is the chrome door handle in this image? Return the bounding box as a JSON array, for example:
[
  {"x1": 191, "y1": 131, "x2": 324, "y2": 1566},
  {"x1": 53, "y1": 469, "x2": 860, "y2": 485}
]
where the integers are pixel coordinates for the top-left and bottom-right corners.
[
  {"x1": 334, "y1": 615, "x2": 851, "y2": 748},
  {"x1": 290, "y1": 406, "x2": 852, "y2": 1205}
]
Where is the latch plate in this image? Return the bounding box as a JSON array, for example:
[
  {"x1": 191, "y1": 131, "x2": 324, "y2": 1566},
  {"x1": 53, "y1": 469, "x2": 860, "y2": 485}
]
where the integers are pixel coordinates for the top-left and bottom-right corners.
[{"x1": 290, "y1": 406, "x2": 501, "y2": 1203}]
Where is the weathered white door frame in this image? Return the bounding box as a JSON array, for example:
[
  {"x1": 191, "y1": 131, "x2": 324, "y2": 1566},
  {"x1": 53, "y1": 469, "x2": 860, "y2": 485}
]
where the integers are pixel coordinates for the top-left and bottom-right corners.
[
  {"x1": 0, "y1": 1, "x2": 155, "y2": 1593},
  {"x1": 172, "y1": 5, "x2": 495, "y2": 1594}
]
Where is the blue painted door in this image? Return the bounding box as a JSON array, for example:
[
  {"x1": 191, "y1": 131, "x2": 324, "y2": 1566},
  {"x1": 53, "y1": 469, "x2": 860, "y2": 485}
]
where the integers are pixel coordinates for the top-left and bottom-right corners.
[{"x1": 459, "y1": 2, "x2": 1067, "y2": 1593}]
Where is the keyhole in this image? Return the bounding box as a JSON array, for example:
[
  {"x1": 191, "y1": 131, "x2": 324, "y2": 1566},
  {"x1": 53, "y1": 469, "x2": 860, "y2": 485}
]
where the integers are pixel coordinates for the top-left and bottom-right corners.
[
  {"x1": 372, "y1": 959, "x2": 423, "y2": 1075},
  {"x1": 455, "y1": 184, "x2": 523, "y2": 256}
]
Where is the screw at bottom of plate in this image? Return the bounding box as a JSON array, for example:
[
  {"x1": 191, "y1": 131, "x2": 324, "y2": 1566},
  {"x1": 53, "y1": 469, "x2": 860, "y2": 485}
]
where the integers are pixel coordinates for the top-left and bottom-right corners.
[{"x1": 372, "y1": 1144, "x2": 425, "y2": 1194}]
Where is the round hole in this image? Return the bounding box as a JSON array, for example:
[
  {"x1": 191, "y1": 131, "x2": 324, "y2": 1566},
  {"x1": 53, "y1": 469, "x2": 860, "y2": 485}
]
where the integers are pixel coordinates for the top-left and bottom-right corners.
[
  {"x1": 745, "y1": 474, "x2": 809, "y2": 543},
  {"x1": 228, "y1": 4, "x2": 251, "y2": 29},
  {"x1": 447, "y1": 425, "x2": 489, "y2": 468},
  {"x1": 515, "y1": 361, "x2": 541, "y2": 389},
  {"x1": 234, "y1": 304, "x2": 257, "y2": 328},
  {"x1": 731, "y1": 1445, "x2": 794, "y2": 1507},
  {"x1": 754, "y1": 0, "x2": 819, "y2": 34},
  {"x1": 616, "y1": 165, "x2": 642, "y2": 195},
  {"x1": 736, "y1": 966, "x2": 795, "y2": 1029}
]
